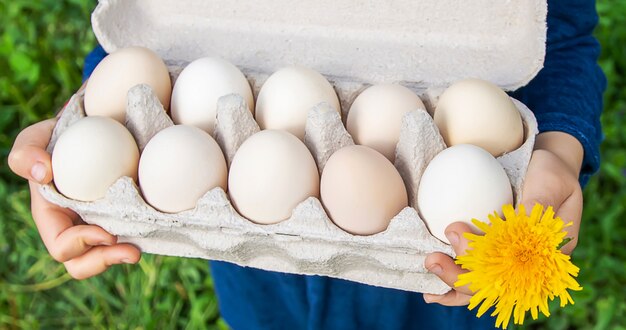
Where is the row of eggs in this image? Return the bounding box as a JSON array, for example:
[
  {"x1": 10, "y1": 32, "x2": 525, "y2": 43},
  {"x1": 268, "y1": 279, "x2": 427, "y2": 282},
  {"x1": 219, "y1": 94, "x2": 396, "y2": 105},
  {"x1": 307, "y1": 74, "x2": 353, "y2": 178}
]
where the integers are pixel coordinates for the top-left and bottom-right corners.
[
  {"x1": 84, "y1": 47, "x2": 524, "y2": 159},
  {"x1": 53, "y1": 46, "x2": 522, "y2": 243}
]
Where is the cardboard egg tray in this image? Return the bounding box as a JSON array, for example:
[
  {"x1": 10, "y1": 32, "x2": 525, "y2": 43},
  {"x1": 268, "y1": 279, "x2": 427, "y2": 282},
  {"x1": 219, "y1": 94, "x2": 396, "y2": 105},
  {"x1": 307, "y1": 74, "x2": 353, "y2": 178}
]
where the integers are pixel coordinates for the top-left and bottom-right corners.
[{"x1": 40, "y1": 0, "x2": 546, "y2": 294}]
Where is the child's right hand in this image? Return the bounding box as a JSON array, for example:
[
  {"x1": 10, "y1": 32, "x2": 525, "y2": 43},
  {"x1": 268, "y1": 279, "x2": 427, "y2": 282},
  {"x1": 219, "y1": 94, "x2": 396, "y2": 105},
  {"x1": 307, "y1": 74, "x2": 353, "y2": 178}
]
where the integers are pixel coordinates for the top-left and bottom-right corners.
[{"x1": 8, "y1": 118, "x2": 141, "y2": 279}]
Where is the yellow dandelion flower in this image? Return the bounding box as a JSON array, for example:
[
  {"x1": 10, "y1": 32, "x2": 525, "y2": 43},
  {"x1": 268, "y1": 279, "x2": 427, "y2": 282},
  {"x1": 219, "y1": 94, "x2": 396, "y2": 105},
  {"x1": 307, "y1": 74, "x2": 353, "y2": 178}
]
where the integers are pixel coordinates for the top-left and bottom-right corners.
[{"x1": 455, "y1": 203, "x2": 582, "y2": 329}]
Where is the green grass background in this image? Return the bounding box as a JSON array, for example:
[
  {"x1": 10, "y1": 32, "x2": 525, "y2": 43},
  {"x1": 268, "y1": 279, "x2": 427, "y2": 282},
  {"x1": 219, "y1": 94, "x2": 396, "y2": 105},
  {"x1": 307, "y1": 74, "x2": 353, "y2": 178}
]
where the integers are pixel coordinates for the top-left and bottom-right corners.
[{"x1": 0, "y1": 1, "x2": 624, "y2": 329}]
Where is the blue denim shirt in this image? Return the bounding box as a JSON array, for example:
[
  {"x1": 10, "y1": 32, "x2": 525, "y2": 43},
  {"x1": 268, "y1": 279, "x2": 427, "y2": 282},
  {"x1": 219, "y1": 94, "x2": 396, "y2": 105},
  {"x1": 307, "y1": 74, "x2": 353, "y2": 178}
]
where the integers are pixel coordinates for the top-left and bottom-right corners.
[{"x1": 84, "y1": 1, "x2": 605, "y2": 329}]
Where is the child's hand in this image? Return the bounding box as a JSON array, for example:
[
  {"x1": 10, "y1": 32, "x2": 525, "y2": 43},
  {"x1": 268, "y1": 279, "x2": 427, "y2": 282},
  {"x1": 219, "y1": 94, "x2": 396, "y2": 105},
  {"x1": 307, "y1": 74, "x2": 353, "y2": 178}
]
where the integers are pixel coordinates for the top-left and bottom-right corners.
[
  {"x1": 8, "y1": 119, "x2": 141, "y2": 279},
  {"x1": 422, "y1": 131, "x2": 584, "y2": 306},
  {"x1": 423, "y1": 222, "x2": 476, "y2": 306},
  {"x1": 517, "y1": 132, "x2": 584, "y2": 255}
]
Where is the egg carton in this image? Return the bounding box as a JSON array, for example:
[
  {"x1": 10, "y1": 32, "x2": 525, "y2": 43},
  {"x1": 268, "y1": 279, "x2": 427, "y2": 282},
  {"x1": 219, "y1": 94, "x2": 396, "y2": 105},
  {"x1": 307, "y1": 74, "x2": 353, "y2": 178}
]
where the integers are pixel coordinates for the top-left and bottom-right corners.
[
  {"x1": 40, "y1": 0, "x2": 546, "y2": 294},
  {"x1": 41, "y1": 75, "x2": 538, "y2": 294}
]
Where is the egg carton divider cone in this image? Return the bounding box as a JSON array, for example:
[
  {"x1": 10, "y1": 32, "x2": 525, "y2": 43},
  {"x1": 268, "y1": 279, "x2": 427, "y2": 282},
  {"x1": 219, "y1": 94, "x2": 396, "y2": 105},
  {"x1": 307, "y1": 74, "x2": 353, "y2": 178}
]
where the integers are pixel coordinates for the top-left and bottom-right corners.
[{"x1": 42, "y1": 0, "x2": 545, "y2": 294}]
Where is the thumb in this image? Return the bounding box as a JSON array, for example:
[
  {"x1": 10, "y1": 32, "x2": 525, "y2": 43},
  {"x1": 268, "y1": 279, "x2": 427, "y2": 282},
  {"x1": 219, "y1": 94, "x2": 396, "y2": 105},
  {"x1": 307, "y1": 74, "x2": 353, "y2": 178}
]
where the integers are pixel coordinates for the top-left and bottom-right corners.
[
  {"x1": 518, "y1": 195, "x2": 560, "y2": 215},
  {"x1": 8, "y1": 119, "x2": 57, "y2": 184},
  {"x1": 518, "y1": 175, "x2": 582, "y2": 255},
  {"x1": 518, "y1": 171, "x2": 565, "y2": 215},
  {"x1": 518, "y1": 189, "x2": 582, "y2": 255}
]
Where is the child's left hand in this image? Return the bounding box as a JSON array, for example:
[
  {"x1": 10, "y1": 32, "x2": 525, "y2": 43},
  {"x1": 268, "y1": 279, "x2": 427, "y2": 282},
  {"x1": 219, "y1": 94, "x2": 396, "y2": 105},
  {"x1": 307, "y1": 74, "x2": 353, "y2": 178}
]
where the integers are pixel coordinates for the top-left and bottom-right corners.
[{"x1": 422, "y1": 131, "x2": 584, "y2": 306}]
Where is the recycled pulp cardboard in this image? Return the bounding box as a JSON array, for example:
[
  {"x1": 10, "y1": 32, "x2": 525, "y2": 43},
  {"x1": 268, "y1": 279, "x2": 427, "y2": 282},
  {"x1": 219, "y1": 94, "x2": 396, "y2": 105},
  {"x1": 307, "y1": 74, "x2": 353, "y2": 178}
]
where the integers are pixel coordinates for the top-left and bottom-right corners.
[{"x1": 40, "y1": 0, "x2": 545, "y2": 294}]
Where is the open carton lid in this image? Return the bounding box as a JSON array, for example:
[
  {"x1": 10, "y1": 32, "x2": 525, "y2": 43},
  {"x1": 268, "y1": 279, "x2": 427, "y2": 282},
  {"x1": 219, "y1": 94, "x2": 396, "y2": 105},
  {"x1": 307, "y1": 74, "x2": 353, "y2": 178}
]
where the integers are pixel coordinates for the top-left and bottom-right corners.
[{"x1": 92, "y1": 0, "x2": 547, "y2": 91}]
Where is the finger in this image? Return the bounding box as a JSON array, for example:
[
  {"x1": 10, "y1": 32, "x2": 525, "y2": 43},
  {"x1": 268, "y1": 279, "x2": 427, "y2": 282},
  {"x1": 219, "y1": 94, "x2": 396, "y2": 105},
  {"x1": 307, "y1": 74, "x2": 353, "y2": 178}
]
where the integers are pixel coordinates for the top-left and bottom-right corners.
[
  {"x1": 29, "y1": 182, "x2": 120, "y2": 262},
  {"x1": 49, "y1": 225, "x2": 119, "y2": 262},
  {"x1": 9, "y1": 119, "x2": 57, "y2": 183},
  {"x1": 444, "y1": 222, "x2": 476, "y2": 256},
  {"x1": 423, "y1": 290, "x2": 472, "y2": 306},
  {"x1": 30, "y1": 181, "x2": 79, "y2": 248},
  {"x1": 555, "y1": 187, "x2": 583, "y2": 255},
  {"x1": 64, "y1": 244, "x2": 141, "y2": 280},
  {"x1": 425, "y1": 252, "x2": 473, "y2": 296}
]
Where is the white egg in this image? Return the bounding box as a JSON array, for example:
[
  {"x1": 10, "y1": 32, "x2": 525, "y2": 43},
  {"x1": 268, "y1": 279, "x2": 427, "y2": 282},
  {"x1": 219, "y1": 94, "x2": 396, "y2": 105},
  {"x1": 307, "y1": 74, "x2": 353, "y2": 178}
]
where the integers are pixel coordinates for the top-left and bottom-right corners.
[
  {"x1": 171, "y1": 57, "x2": 254, "y2": 134},
  {"x1": 434, "y1": 78, "x2": 524, "y2": 157},
  {"x1": 84, "y1": 46, "x2": 171, "y2": 123},
  {"x1": 347, "y1": 84, "x2": 426, "y2": 161},
  {"x1": 417, "y1": 144, "x2": 513, "y2": 243},
  {"x1": 139, "y1": 125, "x2": 228, "y2": 213},
  {"x1": 255, "y1": 66, "x2": 341, "y2": 140},
  {"x1": 228, "y1": 130, "x2": 319, "y2": 224},
  {"x1": 52, "y1": 116, "x2": 139, "y2": 201},
  {"x1": 321, "y1": 145, "x2": 408, "y2": 235}
]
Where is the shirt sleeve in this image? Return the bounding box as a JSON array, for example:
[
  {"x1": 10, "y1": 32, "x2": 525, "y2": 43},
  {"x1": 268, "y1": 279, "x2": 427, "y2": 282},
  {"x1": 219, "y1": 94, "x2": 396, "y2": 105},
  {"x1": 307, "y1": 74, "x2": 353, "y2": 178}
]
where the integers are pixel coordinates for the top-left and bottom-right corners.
[
  {"x1": 510, "y1": 0, "x2": 607, "y2": 187},
  {"x1": 82, "y1": 45, "x2": 107, "y2": 82}
]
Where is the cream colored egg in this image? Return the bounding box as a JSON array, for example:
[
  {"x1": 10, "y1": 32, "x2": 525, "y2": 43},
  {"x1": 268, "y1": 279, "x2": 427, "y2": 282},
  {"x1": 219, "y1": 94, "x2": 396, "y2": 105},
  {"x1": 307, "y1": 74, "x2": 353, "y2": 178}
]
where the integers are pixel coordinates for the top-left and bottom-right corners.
[
  {"x1": 138, "y1": 125, "x2": 227, "y2": 213},
  {"x1": 417, "y1": 144, "x2": 513, "y2": 243},
  {"x1": 321, "y1": 145, "x2": 408, "y2": 235},
  {"x1": 84, "y1": 46, "x2": 172, "y2": 123},
  {"x1": 171, "y1": 57, "x2": 254, "y2": 134},
  {"x1": 434, "y1": 78, "x2": 524, "y2": 157},
  {"x1": 347, "y1": 84, "x2": 426, "y2": 161},
  {"x1": 255, "y1": 66, "x2": 341, "y2": 140},
  {"x1": 228, "y1": 130, "x2": 319, "y2": 224},
  {"x1": 52, "y1": 116, "x2": 139, "y2": 202}
]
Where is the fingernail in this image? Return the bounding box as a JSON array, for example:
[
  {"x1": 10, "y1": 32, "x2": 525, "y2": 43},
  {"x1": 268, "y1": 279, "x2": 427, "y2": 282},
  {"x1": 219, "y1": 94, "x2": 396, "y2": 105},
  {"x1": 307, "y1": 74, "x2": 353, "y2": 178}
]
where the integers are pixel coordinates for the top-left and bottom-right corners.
[
  {"x1": 446, "y1": 232, "x2": 459, "y2": 246},
  {"x1": 427, "y1": 264, "x2": 443, "y2": 275},
  {"x1": 121, "y1": 258, "x2": 134, "y2": 264},
  {"x1": 31, "y1": 162, "x2": 46, "y2": 182}
]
